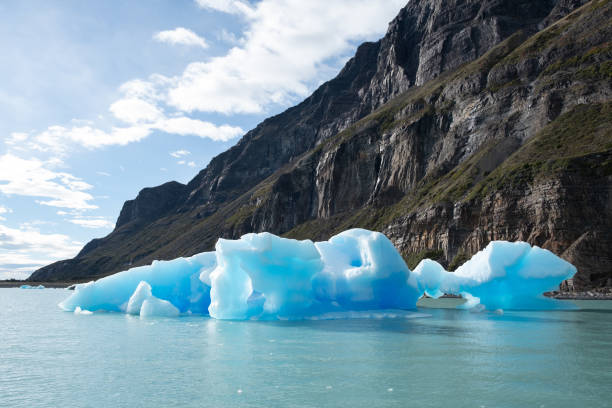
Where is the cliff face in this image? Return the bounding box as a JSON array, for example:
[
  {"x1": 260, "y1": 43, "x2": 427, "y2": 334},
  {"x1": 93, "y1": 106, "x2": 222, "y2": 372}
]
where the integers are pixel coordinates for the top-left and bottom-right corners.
[
  {"x1": 181, "y1": 0, "x2": 567, "y2": 215},
  {"x1": 30, "y1": 0, "x2": 611, "y2": 292}
]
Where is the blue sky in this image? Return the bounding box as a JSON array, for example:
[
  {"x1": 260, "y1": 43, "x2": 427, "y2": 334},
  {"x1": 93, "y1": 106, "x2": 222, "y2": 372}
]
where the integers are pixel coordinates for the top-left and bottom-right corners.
[{"x1": 0, "y1": 0, "x2": 406, "y2": 279}]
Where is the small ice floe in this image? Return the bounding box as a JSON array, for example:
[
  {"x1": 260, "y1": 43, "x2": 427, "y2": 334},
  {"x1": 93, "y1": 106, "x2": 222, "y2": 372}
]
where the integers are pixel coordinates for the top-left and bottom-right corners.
[{"x1": 74, "y1": 306, "x2": 93, "y2": 315}]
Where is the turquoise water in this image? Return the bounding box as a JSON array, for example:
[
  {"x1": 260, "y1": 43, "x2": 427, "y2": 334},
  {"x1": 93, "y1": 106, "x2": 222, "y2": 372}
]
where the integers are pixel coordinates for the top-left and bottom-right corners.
[{"x1": 1, "y1": 289, "x2": 611, "y2": 408}]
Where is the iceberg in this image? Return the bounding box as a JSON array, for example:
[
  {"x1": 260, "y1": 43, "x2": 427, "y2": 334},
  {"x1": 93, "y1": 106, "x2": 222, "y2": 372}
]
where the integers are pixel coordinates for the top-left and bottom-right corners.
[
  {"x1": 59, "y1": 252, "x2": 216, "y2": 314},
  {"x1": 209, "y1": 232, "x2": 324, "y2": 320},
  {"x1": 313, "y1": 229, "x2": 420, "y2": 311},
  {"x1": 59, "y1": 229, "x2": 576, "y2": 320},
  {"x1": 20, "y1": 284, "x2": 45, "y2": 289},
  {"x1": 208, "y1": 229, "x2": 420, "y2": 319},
  {"x1": 412, "y1": 241, "x2": 576, "y2": 310}
]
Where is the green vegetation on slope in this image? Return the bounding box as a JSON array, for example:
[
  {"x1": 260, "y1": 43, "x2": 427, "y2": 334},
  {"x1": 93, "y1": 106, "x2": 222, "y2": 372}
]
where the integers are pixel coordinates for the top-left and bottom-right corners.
[
  {"x1": 283, "y1": 100, "x2": 612, "y2": 260},
  {"x1": 469, "y1": 102, "x2": 612, "y2": 199},
  {"x1": 404, "y1": 249, "x2": 445, "y2": 270}
]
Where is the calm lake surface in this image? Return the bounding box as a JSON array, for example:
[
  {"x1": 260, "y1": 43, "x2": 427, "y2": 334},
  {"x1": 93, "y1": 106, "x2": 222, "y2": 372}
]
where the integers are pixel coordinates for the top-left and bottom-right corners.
[{"x1": 1, "y1": 289, "x2": 611, "y2": 408}]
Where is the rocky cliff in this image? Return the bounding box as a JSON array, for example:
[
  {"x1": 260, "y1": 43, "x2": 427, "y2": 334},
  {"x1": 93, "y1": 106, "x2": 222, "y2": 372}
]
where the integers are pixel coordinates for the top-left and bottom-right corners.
[{"x1": 30, "y1": 0, "x2": 611, "y2": 292}]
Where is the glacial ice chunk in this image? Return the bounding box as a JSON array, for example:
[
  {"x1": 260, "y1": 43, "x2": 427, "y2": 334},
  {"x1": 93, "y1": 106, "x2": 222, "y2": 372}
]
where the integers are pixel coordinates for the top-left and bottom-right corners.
[
  {"x1": 313, "y1": 229, "x2": 420, "y2": 310},
  {"x1": 59, "y1": 252, "x2": 216, "y2": 314},
  {"x1": 74, "y1": 306, "x2": 93, "y2": 315},
  {"x1": 20, "y1": 285, "x2": 45, "y2": 289},
  {"x1": 140, "y1": 297, "x2": 180, "y2": 318},
  {"x1": 126, "y1": 281, "x2": 152, "y2": 315},
  {"x1": 207, "y1": 229, "x2": 420, "y2": 319},
  {"x1": 208, "y1": 232, "x2": 324, "y2": 320},
  {"x1": 123, "y1": 280, "x2": 180, "y2": 317},
  {"x1": 60, "y1": 229, "x2": 577, "y2": 320},
  {"x1": 412, "y1": 241, "x2": 577, "y2": 310}
]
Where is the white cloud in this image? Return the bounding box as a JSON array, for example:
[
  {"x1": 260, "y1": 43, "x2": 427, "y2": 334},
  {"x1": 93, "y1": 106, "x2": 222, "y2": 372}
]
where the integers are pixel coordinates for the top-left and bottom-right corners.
[
  {"x1": 154, "y1": 27, "x2": 209, "y2": 49},
  {"x1": 96, "y1": 171, "x2": 111, "y2": 177},
  {"x1": 24, "y1": 116, "x2": 239, "y2": 153},
  {"x1": 170, "y1": 150, "x2": 191, "y2": 158},
  {"x1": 5, "y1": 132, "x2": 28, "y2": 146},
  {"x1": 0, "y1": 223, "x2": 83, "y2": 280},
  {"x1": 7, "y1": 1, "x2": 400, "y2": 154},
  {"x1": 118, "y1": 75, "x2": 171, "y2": 101},
  {"x1": 22, "y1": 87, "x2": 244, "y2": 153},
  {"x1": 154, "y1": 117, "x2": 243, "y2": 141},
  {"x1": 217, "y1": 28, "x2": 241, "y2": 45},
  {"x1": 44, "y1": 156, "x2": 65, "y2": 169},
  {"x1": 0, "y1": 206, "x2": 11, "y2": 221},
  {"x1": 194, "y1": 0, "x2": 253, "y2": 16},
  {"x1": 176, "y1": 158, "x2": 198, "y2": 168},
  {"x1": 0, "y1": 154, "x2": 96, "y2": 210},
  {"x1": 68, "y1": 217, "x2": 114, "y2": 229},
  {"x1": 109, "y1": 77, "x2": 244, "y2": 140},
  {"x1": 109, "y1": 98, "x2": 164, "y2": 124},
  {"x1": 31, "y1": 124, "x2": 151, "y2": 153},
  {"x1": 170, "y1": 0, "x2": 406, "y2": 114}
]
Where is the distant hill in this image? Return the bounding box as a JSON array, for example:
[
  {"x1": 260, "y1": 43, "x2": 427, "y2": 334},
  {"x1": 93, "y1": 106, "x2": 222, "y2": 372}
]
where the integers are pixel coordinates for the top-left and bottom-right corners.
[{"x1": 31, "y1": 0, "x2": 612, "y2": 292}]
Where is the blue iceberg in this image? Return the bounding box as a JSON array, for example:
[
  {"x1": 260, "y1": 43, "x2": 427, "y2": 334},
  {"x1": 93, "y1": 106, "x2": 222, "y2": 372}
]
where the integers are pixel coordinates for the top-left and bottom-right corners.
[
  {"x1": 209, "y1": 232, "x2": 323, "y2": 320},
  {"x1": 208, "y1": 229, "x2": 420, "y2": 319},
  {"x1": 313, "y1": 229, "x2": 420, "y2": 311},
  {"x1": 59, "y1": 229, "x2": 576, "y2": 319},
  {"x1": 412, "y1": 241, "x2": 576, "y2": 310},
  {"x1": 59, "y1": 252, "x2": 216, "y2": 316}
]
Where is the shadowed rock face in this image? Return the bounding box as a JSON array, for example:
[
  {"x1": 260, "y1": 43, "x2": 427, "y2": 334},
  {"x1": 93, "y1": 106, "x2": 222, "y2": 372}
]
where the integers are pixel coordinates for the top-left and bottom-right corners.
[
  {"x1": 115, "y1": 181, "x2": 187, "y2": 229},
  {"x1": 30, "y1": 0, "x2": 610, "y2": 292}
]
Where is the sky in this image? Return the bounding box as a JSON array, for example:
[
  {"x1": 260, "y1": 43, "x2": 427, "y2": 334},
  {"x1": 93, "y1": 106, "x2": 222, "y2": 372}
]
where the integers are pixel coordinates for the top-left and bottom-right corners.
[{"x1": 0, "y1": 0, "x2": 407, "y2": 280}]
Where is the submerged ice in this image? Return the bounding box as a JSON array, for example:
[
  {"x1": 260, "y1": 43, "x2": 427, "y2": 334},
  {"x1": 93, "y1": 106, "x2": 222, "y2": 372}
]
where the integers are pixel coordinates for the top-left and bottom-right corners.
[{"x1": 59, "y1": 229, "x2": 576, "y2": 319}]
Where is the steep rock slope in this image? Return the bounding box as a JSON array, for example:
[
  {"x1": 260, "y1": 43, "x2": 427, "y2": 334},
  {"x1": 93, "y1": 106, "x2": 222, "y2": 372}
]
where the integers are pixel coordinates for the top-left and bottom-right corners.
[
  {"x1": 261, "y1": 0, "x2": 612, "y2": 290},
  {"x1": 30, "y1": 0, "x2": 610, "y2": 291}
]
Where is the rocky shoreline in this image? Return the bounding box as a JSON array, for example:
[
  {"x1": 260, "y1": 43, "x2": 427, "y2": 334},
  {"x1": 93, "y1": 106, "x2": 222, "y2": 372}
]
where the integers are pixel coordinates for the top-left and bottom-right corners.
[
  {"x1": 0, "y1": 280, "x2": 77, "y2": 289},
  {"x1": 545, "y1": 289, "x2": 612, "y2": 300}
]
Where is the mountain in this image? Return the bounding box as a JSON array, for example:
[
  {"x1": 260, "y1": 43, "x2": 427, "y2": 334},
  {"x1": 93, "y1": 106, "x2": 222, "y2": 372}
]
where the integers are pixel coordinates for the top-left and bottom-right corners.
[{"x1": 30, "y1": 0, "x2": 611, "y2": 293}]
